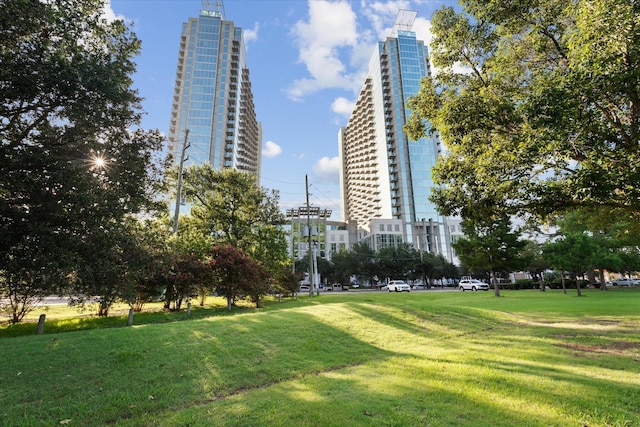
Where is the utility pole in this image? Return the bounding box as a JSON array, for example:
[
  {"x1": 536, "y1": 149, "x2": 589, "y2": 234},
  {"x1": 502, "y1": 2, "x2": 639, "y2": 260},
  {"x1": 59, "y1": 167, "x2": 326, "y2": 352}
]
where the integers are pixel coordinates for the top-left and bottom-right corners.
[
  {"x1": 306, "y1": 174, "x2": 314, "y2": 297},
  {"x1": 172, "y1": 129, "x2": 190, "y2": 234}
]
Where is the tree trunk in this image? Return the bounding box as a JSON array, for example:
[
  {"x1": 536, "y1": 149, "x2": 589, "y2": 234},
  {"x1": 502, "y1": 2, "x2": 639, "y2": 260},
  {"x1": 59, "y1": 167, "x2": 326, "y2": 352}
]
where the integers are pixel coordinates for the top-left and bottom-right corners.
[
  {"x1": 97, "y1": 300, "x2": 109, "y2": 317},
  {"x1": 587, "y1": 269, "x2": 597, "y2": 287},
  {"x1": 598, "y1": 269, "x2": 608, "y2": 291},
  {"x1": 491, "y1": 269, "x2": 500, "y2": 297}
]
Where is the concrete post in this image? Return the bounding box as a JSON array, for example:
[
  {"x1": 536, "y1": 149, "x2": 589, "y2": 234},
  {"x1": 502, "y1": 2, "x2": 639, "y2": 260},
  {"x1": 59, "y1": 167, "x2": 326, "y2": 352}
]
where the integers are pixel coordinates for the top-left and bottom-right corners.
[{"x1": 37, "y1": 314, "x2": 46, "y2": 335}]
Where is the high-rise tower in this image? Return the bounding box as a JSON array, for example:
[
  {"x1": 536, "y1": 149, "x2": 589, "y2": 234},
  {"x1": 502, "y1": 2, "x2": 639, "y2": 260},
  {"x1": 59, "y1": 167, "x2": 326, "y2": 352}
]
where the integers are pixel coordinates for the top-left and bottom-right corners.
[
  {"x1": 167, "y1": 0, "x2": 262, "y2": 177},
  {"x1": 339, "y1": 10, "x2": 455, "y2": 261}
]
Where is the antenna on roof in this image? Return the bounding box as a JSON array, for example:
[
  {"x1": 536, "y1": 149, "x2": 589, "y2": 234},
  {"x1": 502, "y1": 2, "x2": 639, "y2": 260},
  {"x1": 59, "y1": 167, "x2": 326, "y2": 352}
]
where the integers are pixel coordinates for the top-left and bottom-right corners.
[{"x1": 201, "y1": 0, "x2": 225, "y2": 19}]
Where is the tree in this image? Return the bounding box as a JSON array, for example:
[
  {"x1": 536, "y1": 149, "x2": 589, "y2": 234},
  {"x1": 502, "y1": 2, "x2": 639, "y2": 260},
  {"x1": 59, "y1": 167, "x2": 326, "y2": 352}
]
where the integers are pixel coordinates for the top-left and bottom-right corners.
[
  {"x1": 248, "y1": 223, "x2": 289, "y2": 295},
  {"x1": 543, "y1": 233, "x2": 604, "y2": 296},
  {"x1": 0, "y1": 0, "x2": 166, "y2": 322},
  {"x1": 453, "y1": 215, "x2": 529, "y2": 296},
  {"x1": 376, "y1": 244, "x2": 421, "y2": 282},
  {"x1": 421, "y1": 252, "x2": 457, "y2": 288},
  {"x1": 160, "y1": 252, "x2": 211, "y2": 312},
  {"x1": 210, "y1": 245, "x2": 267, "y2": 310},
  {"x1": 0, "y1": 235, "x2": 70, "y2": 323},
  {"x1": 126, "y1": 220, "x2": 171, "y2": 312},
  {"x1": 179, "y1": 165, "x2": 287, "y2": 297},
  {"x1": 328, "y1": 249, "x2": 355, "y2": 286},
  {"x1": 71, "y1": 220, "x2": 143, "y2": 316},
  {"x1": 406, "y1": 1, "x2": 640, "y2": 224},
  {"x1": 182, "y1": 166, "x2": 285, "y2": 251},
  {"x1": 271, "y1": 267, "x2": 300, "y2": 299},
  {"x1": 521, "y1": 241, "x2": 551, "y2": 291},
  {"x1": 166, "y1": 218, "x2": 215, "y2": 306},
  {"x1": 552, "y1": 208, "x2": 628, "y2": 290}
]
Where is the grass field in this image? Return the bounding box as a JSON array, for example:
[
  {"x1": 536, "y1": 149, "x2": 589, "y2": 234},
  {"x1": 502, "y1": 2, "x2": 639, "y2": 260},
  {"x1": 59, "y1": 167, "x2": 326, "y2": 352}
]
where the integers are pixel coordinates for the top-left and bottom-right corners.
[{"x1": 1, "y1": 289, "x2": 639, "y2": 426}]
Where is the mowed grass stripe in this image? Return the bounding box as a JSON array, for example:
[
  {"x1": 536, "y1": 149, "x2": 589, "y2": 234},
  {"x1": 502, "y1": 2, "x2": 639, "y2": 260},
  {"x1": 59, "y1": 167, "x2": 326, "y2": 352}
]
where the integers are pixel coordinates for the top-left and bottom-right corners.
[{"x1": 1, "y1": 290, "x2": 639, "y2": 426}]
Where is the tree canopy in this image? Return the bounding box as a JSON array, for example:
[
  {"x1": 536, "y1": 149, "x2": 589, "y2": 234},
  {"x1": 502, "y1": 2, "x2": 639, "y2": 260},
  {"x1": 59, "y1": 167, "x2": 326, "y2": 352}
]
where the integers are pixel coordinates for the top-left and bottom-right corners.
[
  {"x1": 406, "y1": 0, "x2": 640, "y2": 224},
  {"x1": 181, "y1": 165, "x2": 286, "y2": 252},
  {"x1": 0, "y1": 0, "x2": 166, "y2": 321},
  {"x1": 453, "y1": 215, "x2": 529, "y2": 296}
]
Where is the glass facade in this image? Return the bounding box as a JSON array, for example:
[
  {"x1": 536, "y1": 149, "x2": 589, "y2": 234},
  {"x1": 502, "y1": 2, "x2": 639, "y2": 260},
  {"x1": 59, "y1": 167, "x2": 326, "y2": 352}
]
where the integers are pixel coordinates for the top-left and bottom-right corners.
[
  {"x1": 167, "y1": 8, "x2": 261, "y2": 176},
  {"x1": 339, "y1": 16, "x2": 453, "y2": 261}
]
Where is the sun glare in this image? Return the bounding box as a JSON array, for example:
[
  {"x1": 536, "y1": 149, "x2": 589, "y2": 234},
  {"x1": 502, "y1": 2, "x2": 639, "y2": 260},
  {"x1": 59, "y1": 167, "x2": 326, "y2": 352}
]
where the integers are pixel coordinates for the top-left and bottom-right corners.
[{"x1": 91, "y1": 155, "x2": 106, "y2": 170}]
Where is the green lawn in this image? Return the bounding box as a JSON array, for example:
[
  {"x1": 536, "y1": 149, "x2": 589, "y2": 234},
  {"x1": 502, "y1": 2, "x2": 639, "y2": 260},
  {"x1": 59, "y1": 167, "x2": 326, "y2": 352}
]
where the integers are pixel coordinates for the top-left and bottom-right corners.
[{"x1": 1, "y1": 289, "x2": 639, "y2": 426}]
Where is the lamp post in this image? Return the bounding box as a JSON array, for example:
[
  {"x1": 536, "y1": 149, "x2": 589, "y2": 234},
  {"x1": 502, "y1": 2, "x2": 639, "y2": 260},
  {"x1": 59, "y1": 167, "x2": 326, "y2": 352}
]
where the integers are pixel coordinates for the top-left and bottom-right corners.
[{"x1": 172, "y1": 129, "x2": 190, "y2": 234}]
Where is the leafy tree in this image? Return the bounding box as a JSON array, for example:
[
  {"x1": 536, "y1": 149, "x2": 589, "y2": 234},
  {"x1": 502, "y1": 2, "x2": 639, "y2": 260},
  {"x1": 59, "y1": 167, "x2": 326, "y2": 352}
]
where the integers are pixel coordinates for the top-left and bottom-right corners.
[
  {"x1": 315, "y1": 256, "x2": 333, "y2": 286},
  {"x1": 553, "y1": 209, "x2": 627, "y2": 290},
  {"x1": 179, "y1": 165, "x2": 287, "y2": 297},
  {"x1": 165, "y1": 218, "x2": 215, "y2": 306},
  {"x1": 328, "y1": 249, "x2": 355, "y2": 286},
  {"x1": 350, "y1": 243, "x2": 378, "y2": 286},
  {"x1": 271, "y1": 267, "x2": 300, "y2": 299},
  {"x1": 0, "y1": 0, "x2": 166, "y2": 321},
  {"x1": 71, "y1": 220, "x2": 146, "y2": 316},
  {"x1": 521, "y1": 241, "x2": 551, "y2": 291},
  {"x1": 182, "y1": 166, "x2": 285, "y2": 251},
  {"x1": 209, "y1": 245, "x2": 266, "y2": 310},
  {"x1": 614, "y1": 249, "x2": 640, "y2": 281},
  {"x1": 406, "y1": 0, "x2": 640, "y2": 224},
  {"x1": 421, "y1": 252, "x2": 457, "y2": 288},
  {"x1": 160, "y1": 252, "x2": 210, "y2": 312},
  {"x1": 442, "y1": 256, "x2": 459, "y2": 285},
  {"x1": 543, "y1": 233, "x2": 604, "y2": 296},
  {"x1": 453, "y1": 215, "x2": 529, "y2": 296},
  {"x1": 127, "y1": 220, "x2": 172, "y2": 312},
  {"x1": 249, "y1": 223, "x2": 289, "y2": 292},
  {"x1": 0, "y1": 236, "x2": 70, "y2": 323},
  {"x1": 376, "y1": 244, "x2": 421, "y2": 282}
]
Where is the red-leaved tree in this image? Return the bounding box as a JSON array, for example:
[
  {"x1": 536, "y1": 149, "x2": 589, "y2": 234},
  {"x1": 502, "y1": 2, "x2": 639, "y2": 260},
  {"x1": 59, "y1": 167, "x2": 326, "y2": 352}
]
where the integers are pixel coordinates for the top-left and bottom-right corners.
[
  {"x1": 162, "y1": 253, "x2": 212, "y2": 311},
  {"x1": 209, "y1": 245, "x2": 268, "y2": 310}
]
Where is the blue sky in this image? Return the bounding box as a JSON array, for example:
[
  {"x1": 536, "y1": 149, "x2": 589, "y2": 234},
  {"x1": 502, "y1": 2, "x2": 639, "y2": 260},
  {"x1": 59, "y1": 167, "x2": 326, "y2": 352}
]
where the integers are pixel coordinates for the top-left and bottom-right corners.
[{"x1": 106, "y1": 0, "x2": 452, "y2": 221}]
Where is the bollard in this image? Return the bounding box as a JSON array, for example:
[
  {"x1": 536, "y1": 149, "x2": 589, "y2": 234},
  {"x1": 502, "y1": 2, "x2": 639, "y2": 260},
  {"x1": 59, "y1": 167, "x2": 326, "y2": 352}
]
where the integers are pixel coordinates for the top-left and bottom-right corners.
[
  {"x1": 37, "y1": 314, "x2": 46, "y2": 335},
  {"x1": 127, "y1": 308, "x2": 134, "y2": 326},
  {"x1": 187, "y1": 302, "x2": 191, "y2": 318}
]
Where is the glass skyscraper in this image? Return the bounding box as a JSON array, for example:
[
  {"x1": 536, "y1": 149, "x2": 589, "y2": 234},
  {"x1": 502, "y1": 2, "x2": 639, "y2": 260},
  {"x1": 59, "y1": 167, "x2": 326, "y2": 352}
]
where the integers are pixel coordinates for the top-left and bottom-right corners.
[
  {"x1": 167, "y1": 2, "x2": 261, "y2": 177},
  {"x1": 339, "y1": 10, "x2": 454, "y2": 261}
]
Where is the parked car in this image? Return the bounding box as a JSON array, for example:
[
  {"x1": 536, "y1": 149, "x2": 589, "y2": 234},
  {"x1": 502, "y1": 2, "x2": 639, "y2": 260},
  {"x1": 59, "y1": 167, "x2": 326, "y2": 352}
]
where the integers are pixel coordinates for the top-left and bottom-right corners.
[
  {"x1": 459, "y1": 279, "x2": 490, "y2": 291},
  {"x1": 610, "y1": 278, "x2": 639, "y2": 286},
  {"x1": 299, "y1": 285, "x2": 310, "y2": 292},
  {"x1": 387, "y1": 280, "x2": 411, "y2": 292}
]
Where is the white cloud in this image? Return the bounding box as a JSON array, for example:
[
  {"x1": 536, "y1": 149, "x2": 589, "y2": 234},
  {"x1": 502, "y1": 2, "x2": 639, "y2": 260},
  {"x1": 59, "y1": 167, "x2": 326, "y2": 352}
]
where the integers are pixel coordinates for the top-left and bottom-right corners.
[
  {"x1": 287, "y1": 0, "x2": 364, "y2": 100},
  {"x1": 101, "y1": 0, "x2": 127, "y2": 23},
  {"x1": 313, "y1": 156, "x2": 340, "y2": 183},
  {"x1": 287, "y1": 1, "x2": 438, "y2": 104},
  {"x1": 263, "y1": 140, "x2": 282, "y2": 158},
  {"x1": 331, "y1": 97, "x2": 355, "y2": 117},
  {"x1": 244, "y1": 22, "x2": 259, "y2": 44},
  {"x1": 412, "y1": 17, "x2": 432, "y2": 48}
]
